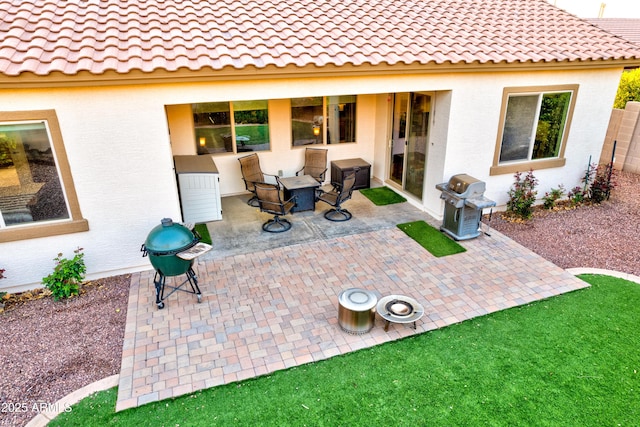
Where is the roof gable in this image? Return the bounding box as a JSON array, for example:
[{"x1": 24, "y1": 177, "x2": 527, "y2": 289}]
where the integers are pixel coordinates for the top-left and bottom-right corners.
[
  {"x1": 1, "y1": 0, "x2": 640, "y2": 78},
  {"x1": 587, "y1": 18, "x2": 640, "y2": 46}
]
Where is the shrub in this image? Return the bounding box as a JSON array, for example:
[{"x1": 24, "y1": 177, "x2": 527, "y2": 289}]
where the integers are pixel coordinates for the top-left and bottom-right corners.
[
  {"x1": 42, "y1": 248, "x2": 86, "y2": 301},
  {"x1": 567, "y1": 186, "x2": 586, "y2": 207},
  {"x1": 614, "y1": 68, "x2": 640, "y2": 109},
  {"x1": 506, "y1": 170, "x2": 538, "y2": 220},
  {"x1": 0, "y1": 269, "x2": 5, "y2": 302},
  {"x1": 542, "y1": 185, "x2": 565, "y2": 209},
  {"x1": 589, "y1": 163, "x2": 616, "y2": 204}
]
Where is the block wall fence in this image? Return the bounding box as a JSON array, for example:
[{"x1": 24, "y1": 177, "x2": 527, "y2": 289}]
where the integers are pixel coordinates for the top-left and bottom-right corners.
[{"x1": 600, "y1": 101, "x2": 640, "y2": 174}]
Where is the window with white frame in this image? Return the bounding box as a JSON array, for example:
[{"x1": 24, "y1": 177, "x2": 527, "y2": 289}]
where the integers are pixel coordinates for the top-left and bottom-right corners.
[
  {"x1": 192, "y1": 100, "x2": 270, "y2": 154},
  {"x1": 0, "y1": 110, "x2": 87, "y2": 241},
  {"x1": 291, "y1": 95, "x2": 356, "y2": 146},
  {"x1": 491, "y1": 85, "x2": 578, "y2": 175}
]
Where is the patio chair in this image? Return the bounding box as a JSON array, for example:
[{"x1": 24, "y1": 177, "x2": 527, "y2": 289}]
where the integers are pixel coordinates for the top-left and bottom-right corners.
[
  {"x1": 254, "y1": 183, "x2": 296, "y2": 232},
  {"x1": 317, "y1": 171, "x2": 356, "y2": 221},
  {"x1": 238, "y1": 153, "x2": 280, "y2": 207},
  {"x1": 296, "y1": 147, "x2": 328, "y2": 184}
]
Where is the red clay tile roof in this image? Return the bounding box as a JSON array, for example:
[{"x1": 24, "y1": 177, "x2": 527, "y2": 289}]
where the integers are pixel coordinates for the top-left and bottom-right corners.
[
  {"x1": 587, "y1": 19, "x2": 640, "y2": 46},
  {"x1": 1, "y1": 0, "x2": 640, "y2": 78}
]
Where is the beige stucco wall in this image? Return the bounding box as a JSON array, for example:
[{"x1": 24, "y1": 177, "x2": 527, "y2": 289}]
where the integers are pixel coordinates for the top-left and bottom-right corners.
[{"x1": 0, "y1": 66, "x2": 625, "y2": 291}]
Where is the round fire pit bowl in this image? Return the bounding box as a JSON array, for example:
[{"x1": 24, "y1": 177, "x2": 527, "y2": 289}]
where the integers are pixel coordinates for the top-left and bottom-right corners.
[
  {"x1": 377, "y1": 294, "x2": 424, "y2": 332},
  {"x1": 337, "y1": 288, "x2": 378, "y2": 335}
]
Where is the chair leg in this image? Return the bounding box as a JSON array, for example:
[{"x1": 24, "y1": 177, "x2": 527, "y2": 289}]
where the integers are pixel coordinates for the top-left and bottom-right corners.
[
  {"x1": 262, "y1": 215, "x2": 292, "y2": 232},
  {"x1": 324, "y1": 207, "x2": 352, "y2": 221},
  {"x1": 247, "y1": 194, "x2": 259, "y2": 207}
]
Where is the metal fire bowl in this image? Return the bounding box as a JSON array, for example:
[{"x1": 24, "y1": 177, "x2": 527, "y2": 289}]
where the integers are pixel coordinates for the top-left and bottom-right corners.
[{"x1": 377, "y1": 295, "x2": 424, "y2": 324}]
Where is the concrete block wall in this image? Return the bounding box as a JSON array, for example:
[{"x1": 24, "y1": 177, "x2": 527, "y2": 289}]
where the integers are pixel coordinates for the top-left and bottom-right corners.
[
  {"x1": 622, "y1": 102, "x2": 640, "y2": 174},
  {"x1": 600, "y1": 101, "x2": 640, "y2": 173},
  {"x1": 599, "y1": 108, "x2": 624, "y2": 167}
]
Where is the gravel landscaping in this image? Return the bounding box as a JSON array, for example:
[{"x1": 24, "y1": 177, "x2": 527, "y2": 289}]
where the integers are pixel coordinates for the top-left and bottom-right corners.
[{"x1": 1, "y1": 171, "x2": 638, "y2": 427}]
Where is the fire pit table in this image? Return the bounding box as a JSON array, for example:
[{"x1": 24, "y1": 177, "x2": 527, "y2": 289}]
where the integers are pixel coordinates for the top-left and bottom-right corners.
[{"x1": 377, "y1": 295, "x2": 424, "y2": 332}]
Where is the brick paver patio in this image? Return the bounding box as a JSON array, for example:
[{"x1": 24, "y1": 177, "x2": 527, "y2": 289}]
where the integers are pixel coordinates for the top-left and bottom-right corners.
[{"x1": 116, "y1": 224, "x2": 588, "y2": 411}]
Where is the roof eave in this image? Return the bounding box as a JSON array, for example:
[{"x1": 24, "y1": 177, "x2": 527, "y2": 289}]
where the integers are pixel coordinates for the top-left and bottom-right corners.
[{"x1": 0, "y1": 58, "x2": 638, "y2": 89}]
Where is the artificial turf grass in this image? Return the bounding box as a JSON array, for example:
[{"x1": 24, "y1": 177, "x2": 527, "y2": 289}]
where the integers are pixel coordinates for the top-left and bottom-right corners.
[
  {"x1": 53, "y1": 274, "x2": 640, "y2": 427},
  {"x1": 193, "y1": 223, "x2": 212, "y2": 245},
  {"x1": 359, "y1": 186, "x2": 407, "y2": 206},
  {"x1": 397, "y1": 220, "x2": 466, "y2": 257}
]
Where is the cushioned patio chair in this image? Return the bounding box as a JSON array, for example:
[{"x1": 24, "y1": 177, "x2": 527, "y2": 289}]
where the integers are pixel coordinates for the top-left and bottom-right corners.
[
  {"x1": 254, "y1": 183, "x2": 296, "y2": 232},
  {"x1": 317, "y1": 172, "x2": 356, "y2": 221},
  {"x1": 238, "y1": 153, "x2": 280, "y2": 207},
  {"x1": 296, "y1": 147, "x2": 328, "y2": 184}
]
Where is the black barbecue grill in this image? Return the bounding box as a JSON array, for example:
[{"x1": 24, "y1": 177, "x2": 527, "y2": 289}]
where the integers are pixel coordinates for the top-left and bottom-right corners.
[
  {"x1": 436, "y1": 174, "x2": 496, "y2": 240},
  {"x1": 141, "y1": 218, "x2": 210, "y2": 309}
]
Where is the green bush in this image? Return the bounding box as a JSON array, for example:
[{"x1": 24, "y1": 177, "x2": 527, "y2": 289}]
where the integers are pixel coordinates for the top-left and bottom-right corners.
[
  {"x1": 567, "y1": 186, "x2": 586, "y2": 207},
  {"x1": 506, "y1": 170, "x2": 538, "y2": 220},
  {"x1": 614, "y1": 68, "x2": 640, "y2": 109},
  {"x1": 42, "y1": 248, "x2": 86, "y2": 301},
  {"x1": 542, "y1": 185, "x2": 565, "y2": 209}
]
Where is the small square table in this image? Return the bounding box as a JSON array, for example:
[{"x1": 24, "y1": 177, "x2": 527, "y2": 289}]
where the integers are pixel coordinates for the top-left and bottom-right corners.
[{"x1": 279, "y1": 175, "x2": 321, "y2": 212}]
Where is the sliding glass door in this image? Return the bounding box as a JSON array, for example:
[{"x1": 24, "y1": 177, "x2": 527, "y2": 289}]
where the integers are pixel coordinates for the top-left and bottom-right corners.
[{"x1": 389, "y1": 92, "x2": 431, "y2": 199}]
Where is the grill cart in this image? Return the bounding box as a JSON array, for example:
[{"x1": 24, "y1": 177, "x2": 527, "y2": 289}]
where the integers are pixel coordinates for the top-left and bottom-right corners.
[{"x1": 436, "y1": 174, "x2": 496, "y2": 240}]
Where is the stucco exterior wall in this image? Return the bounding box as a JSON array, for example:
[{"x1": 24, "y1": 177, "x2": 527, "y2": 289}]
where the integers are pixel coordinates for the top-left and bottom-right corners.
[
  {"x1": 0, "y1": 67, "x2": 623, "y2": 292},
  {"x1": 439, "y1": 69, "x2": 622, "y2": 210}
]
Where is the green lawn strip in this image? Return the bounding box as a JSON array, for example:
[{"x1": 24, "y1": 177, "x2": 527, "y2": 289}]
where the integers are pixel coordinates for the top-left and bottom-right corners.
[
  {"x1": 193, "y1": 223, "x2": 212, "y2": 245},
  {"x1": 397, "y1": 220, "x2": 466, "y2": 257},
  {"x1": 359, "y1": 187, "x2": 407, "y2": 206},
  {"x1": 53, "y1": 275, "x2": 640, "y2": 426}
]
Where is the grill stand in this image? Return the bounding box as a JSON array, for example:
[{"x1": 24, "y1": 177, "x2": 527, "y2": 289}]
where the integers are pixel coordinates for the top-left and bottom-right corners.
[
  {"x1": 154, "y1": 267, "x2": 202, "y2": 309},
  {"x1": 436, "y1": 175, "x2": 496, "y2": 241}
]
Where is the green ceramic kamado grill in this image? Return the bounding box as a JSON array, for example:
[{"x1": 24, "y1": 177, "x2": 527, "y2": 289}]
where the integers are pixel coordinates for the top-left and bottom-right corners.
[{"x1": 141, "y1": 218, "x2": 202, "y2": 309}]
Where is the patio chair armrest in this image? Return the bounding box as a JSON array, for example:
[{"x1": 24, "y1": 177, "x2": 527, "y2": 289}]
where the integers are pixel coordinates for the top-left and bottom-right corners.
[
  {"x1": 262, "y1": 173, "x2": 282, "y2": 188},
  {"x1": 284, "y1": 194, "x2": 297, "y2": 204}
]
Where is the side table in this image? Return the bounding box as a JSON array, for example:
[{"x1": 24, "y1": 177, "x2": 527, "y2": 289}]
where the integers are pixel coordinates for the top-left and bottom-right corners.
[{"x1": 330, "y1": 158, "x2": 371, "y2": 190}]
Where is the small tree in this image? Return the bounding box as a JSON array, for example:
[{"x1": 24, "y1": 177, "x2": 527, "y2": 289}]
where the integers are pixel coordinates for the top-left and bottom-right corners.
[{"x1": 614, "y1": 68, "x2": 640, "y2": 109}]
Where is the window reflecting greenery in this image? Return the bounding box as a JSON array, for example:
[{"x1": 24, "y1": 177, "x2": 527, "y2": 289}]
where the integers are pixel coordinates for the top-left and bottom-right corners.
[
  {"x1": 499, "y1": 91, "x2": 572, "y2": 164},
  {"x1": 193, "y1": 101, "x2": 269, "y2": 154},
  {"x1": 533, "y1": 92, "x2": 570, "y2": 160}
]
